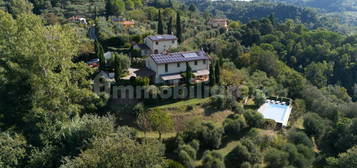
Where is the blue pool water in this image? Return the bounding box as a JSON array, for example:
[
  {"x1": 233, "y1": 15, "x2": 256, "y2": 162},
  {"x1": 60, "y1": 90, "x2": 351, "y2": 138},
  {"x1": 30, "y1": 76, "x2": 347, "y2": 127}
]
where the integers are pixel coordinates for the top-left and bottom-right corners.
[{"x1": 260, "y1": 103, "x2": 290, "y2": 124}]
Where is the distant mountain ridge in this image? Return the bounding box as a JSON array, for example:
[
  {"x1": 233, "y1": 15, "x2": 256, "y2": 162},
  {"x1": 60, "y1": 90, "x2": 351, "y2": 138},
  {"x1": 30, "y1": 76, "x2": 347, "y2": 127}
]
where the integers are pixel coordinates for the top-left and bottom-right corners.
[{"x1": 271, "y1": 0, "x2": 357, "y2": 12}]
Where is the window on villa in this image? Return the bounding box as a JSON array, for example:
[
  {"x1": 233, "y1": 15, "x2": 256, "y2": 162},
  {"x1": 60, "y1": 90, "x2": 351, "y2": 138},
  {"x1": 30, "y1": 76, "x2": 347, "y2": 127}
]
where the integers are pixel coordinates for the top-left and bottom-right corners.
[
  {"x1": 203, "y1": 60, "x2": 206, "y2": 64},
  {"x1": 177, "y1": 63, "x2": 180, "y2": 67},
  {"x1": 194, "y1": 60, "x2": 198, "y2": 65},
  {"x1": 165, "y1": 64, "x2": 168, "y2": 72},
  {"x1": 172, "y1": 40, "x2": 175, "y2": 43},
  {"x1": 156, "y1": 41, "x2": 158, "y2": 45}
]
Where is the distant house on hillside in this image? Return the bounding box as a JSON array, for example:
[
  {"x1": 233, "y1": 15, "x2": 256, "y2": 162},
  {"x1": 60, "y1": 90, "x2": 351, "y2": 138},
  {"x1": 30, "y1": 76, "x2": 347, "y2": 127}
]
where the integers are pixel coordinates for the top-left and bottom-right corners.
[
  {"x1": 68, "y1": 16, "x2": 87, "y2": 24},
  {"x1": 134, "y1": 34, "x2": 178, "y2": 56},
  {"x1": 145, "y1": 50, "x2": 211, "y2": 84},
  {"x1": 112, "y1": 18, "x2": 135, "y2": 28},
  {"x1": 208, "y1": 18, "x2": 228, "y2": 29}
]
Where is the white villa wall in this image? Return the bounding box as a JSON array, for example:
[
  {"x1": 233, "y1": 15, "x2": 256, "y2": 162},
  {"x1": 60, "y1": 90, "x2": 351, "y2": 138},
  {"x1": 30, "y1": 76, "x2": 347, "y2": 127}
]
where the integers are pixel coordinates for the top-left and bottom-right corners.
[
  {"x1": 152, "y1": 60, "x2": 209, "y2": 83},
  {"x1": 144, "y1": 38, "x2": 178, "y2": 54}
]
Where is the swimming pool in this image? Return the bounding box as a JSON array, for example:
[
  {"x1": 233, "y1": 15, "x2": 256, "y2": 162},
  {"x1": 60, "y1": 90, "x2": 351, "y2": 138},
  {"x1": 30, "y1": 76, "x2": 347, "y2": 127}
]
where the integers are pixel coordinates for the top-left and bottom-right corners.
[{"x1": 258, "y1": 103, "x2": 292, "y2": 126}]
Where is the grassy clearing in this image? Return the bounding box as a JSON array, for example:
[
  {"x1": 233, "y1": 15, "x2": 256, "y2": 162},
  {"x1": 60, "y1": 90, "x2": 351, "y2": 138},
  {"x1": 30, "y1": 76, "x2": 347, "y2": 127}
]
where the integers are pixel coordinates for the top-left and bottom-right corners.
[
  {"x1": 215, "y1": 140, "x2": 241, "y2": 157},
  {"x1": 137, "y1": 131, "x2": 176, "y2": 139},
  {"x1": 149, "y1": 98, "x2": 210, "y2": 113},
  {"x1": 292, "y1": 117, "x2": 304, "y2": 129}
]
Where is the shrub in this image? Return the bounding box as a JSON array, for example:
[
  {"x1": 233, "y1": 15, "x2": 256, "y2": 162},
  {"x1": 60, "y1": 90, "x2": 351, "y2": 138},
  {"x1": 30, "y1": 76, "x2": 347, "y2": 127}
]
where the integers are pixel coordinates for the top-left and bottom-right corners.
[
  {"x1": 202, "y1": 150, "x2": 225, "y2": 168},
  {"x1": 233, "y1": 102, "x2": 245, "y2": 113},
  {"x1": 189, "y1": 139, "x2": 200, "y2": 152},
  {"x1": 224, "y1": 114, "x2": 248, "y2": 136},
  {"x1": 210, "y1": 94, "x2": 237, "y2": 110},
  {"x1": 166, "y1": 159, "x2": 185, "y2": 168},
  {"x1": 178, "y1": 150, "x2": 194, "y2": 168},
  {"x1": 178, "y1": 144, "x2": 197, "y2": 160},
  {"x1": 243, "y1": 110, "x2": 264, "y2": 128},
  {"x1": 264, "y1": 148, "x2": 289, "y2": 168},
  {"x1": 287, "y1": 131, "x2": 313, "y2": 148},
  {"x1": 186, "y1": 105, "x2": 194, "y2": 111},
  {"x1": 254, "y1": 89, "x2": 266, "y2": 106},
  {"x1": 303, "y1": 113, "x2": 325, "y2": 138},
  {"x1": 202, "y1": 122, "x2": 225, "y2": 149},
  {"x1": 261, "y1": 119, "x2": 276, "y2": 129},
  {"x1": 133, "y1": 103, "x2": 145, "y2": 116},
  {"x1": 225, "y1": 138, "x2": 262, "y2": 167}
]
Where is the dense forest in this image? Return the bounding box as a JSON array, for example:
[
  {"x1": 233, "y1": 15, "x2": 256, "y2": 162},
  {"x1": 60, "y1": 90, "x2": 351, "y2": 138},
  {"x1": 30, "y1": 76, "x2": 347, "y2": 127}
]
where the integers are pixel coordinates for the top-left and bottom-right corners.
[
  {"x1": 270, "y1": 0, "x2": 357, "y2": 33},
  {"x1": 0, "y1": 0, "x2": 356, "y2": 168}
]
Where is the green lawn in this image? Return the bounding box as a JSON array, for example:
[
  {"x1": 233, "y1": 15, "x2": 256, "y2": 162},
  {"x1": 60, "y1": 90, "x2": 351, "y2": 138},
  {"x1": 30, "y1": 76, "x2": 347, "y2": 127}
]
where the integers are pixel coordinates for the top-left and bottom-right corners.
[{"x1": 149, "y1": 98, "x2": 210, "y2": 113}]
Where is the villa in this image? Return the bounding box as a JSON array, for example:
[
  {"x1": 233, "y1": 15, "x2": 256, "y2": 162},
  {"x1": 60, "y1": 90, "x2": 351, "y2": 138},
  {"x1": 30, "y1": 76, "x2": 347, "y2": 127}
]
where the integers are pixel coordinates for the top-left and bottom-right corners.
[
  {"x1": 145, "y1": 50, "x2": 211, "y2": 84},
  {"x1": 208, "y1": 18, "x2": 228, "y2": 29},
  {"x1": 134, "y1": 34, "x2": 178, "y2": 56}
]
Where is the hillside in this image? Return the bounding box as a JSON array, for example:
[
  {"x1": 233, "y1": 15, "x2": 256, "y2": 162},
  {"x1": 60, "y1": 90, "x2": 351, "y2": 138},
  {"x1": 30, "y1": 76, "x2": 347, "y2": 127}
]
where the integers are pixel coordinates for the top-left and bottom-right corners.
[
  {"x1": 273, "y1": 0, "x2": 357, "y2": 12},
  {"x1": 273, "y1": 0, "x2": 357, "y2": 31},
  {"x1": 0, "y1": 0, "x2": 356, "y2": 168}
]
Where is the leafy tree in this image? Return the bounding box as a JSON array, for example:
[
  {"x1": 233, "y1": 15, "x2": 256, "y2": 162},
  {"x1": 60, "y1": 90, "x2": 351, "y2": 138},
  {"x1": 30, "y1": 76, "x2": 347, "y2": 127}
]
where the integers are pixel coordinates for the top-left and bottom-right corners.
[
  {"x1": 58, "y1": 115, "x2": 117, "y2": 157},
  {"x1": 224, "y1": 114, "x2": 248, "y2": 135},
  {"x1": 265, "y1": 148, "x2": 289, "y2": 168},
  {"x1": 8, "y1": 0, "x2": 33, "y2": 18},
  {"x1": 166, "y1": 160, "x2": 185, "y2": 168},
  {"x1": 304, "y1": 61, "x2": 333, "y2": 88},
  {"x1": 125, "y1": 0, "x2": 135, "y2": 10},
  {"x1": 113, "y1": 53, "x2": 130, "y2": 83},
  {"x1": 60, "y1": 136, "x2": 165, "y2": 168},
  {"x1": 157, "y1": 9, "x2": 163, "y2": 34},
  {"x1": 243, "y1": 110, "x2": 264, "y2": 128},
  {"x1": 133, "y1": 0, "x2": 142, "y2": 8},
  {"x1": 209, "y1": 95, "x2": 236, "y2": 111},
  {"x1": 0, "y1": 11, "x2": 96, "y2": 145},
  {"x1": 147, "y1": 110, "x2": 173, "y2": 140},
  {"x1": 106, "y1": 0, "x2": 125, "y2": 16},
  {"x1": 136, "y1": 112, "x2": 151, "y2": 136},
  {"x1": 253, "y1": 89, "x2": 266, "y2": 107},
  {"x1": 229, "y1": 21, "x2": 241, "y2": 29},
  {"x1": 178, "y1": 150, "x2": 194, "y2": 168},
  {"x1": 225, "y1": 138, "x2": 262, "y2": 167},
  {"x1": 320, "y1": 118, "x2": 357, "y2": 156},
  {"x1": 202, "y1": 150, "x2": 225, "y2": 168},
  {"x1": 178, "y1": 144, "x2": 197, "y2": 160},
  {"x1": 326, "y1": 146, "x2": 357, "y2": 168},
  {"x1": 0, "y1": 132, "x2": 27, "y2": 168},
  {"x1": 281, "y1": 143, "x2": 315, "y2": 168},
  {"x1": 287, "y1": 131, "x2": 313, "y2": 148},
  {"x1": 176, "y1": 12, "x2": 182, "y2": 43},
  {"x1": 199, "y1": 122, "x2": 224, "y2": 149},
  {"x1": 303, "y1": 113, "x2": 326, "y2": 139}
]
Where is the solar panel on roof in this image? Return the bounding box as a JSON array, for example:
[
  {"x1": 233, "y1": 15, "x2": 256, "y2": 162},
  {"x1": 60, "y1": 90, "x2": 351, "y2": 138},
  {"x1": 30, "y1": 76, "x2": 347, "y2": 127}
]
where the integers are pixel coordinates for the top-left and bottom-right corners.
[{"x1": 183, "y1": 53, "x2": 198, "y2": 58}]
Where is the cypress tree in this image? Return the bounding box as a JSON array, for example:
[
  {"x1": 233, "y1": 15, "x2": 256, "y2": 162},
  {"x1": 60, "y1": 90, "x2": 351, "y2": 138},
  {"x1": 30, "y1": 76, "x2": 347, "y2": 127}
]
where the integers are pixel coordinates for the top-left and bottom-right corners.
[
  {"x1": 185, "y1": 62, "x2": 192, "y2": 86},
  {"x1": 95, "y1": 40, "x2": 105, "y2": 69},
  {"x1": 215, "y1": 61, "x2": 220, "y2": 85},
  {"x1": 176, "y1": 12, "x2": 182, "y2": 43},
  {"x1": 114, "y1": 54, "x2": 121, "y2": 83},
  {"x1": 157, "y1": 10, "x2": 163, "y2": 34},
  {"x1": 167, "y1": 17, "x2": 172, "y2": 34},
  {"x1": 186, "y1": 62, "x2": 193, "y2": 98},
  {"x1": 209, "y1": 62, "x2": 215, "y2": 86}
]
